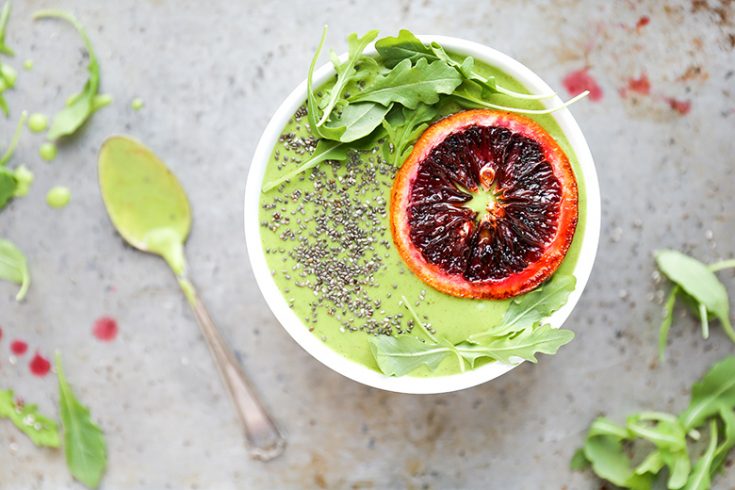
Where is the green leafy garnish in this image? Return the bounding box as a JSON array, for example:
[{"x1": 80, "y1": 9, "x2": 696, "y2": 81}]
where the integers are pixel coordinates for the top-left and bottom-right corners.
[
  {"x1": 33, "y1": 10, "x2": 111, "y2": 141},
  {"x1": 381, "y1": 103, "x2": 438, "y2": 166},
  {"x1": 374, "y1": 29, "x2": 435, "y2": 68},
  {"x1": 574, "y1": 356, "x2": 735, "y2": 490},
  {"x1": 0, "y1": 237, "x2": 30, "y2": 300},
  {"x1": 0, "y1": 389, "x2": 60, "y2": 447},
  {"x1": 656, "y1": 250, "x2": 735, "y2": 360},
  {"x1": 316, "y1": 29, "x2": 379, "y2": 127},
  {"x1": 0, "y1": 1, "x2": 12, "y2": 56},
  {"x1": 369, "y1": 274, "x2": 576, "y2": 376},
  {"x1": 56, "y1": 353, "x2": 107, "y2": 489}
]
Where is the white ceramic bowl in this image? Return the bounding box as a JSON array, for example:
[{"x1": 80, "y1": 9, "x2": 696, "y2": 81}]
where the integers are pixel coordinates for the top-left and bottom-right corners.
[{"x1": 245, "y1": 35, "x2": 601, "y2": 394}]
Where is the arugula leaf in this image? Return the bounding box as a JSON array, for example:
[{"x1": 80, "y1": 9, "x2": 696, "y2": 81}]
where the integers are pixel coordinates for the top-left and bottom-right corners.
[
  {"x1": 583, "y1": 435, "x2": 653, "y2": 489},
  {"x1": 683, "y1": 421, "x2": 718, "y2": 490},
  {"x1": 368, "y1": 334, "x2": 452, "y2": 376},
  {"x1": 381, "y1": 103, "x2": 438, "y2": 166},
  {"x1": 325, "y1": 101, "x2": 391, "y2": 143},
  {"x1": 455, "y1": 325, "x2": 574, "y2": 365},
  {"x1": 374, "y1": 29, "x2": 436, "y2": 68},
  {"x1": 56, "y1": 354, "x2": 107, "y2": 489},
  {"x1": 0, "y1": 1, "x2": 12, "y2": 56},
  {"x1": 0, "y1": 238, "x2": 29, "y2": 300},
  {"x1": 453, "y1": 82, "x2": 588, "y2": 115},
  {"x1": 712, "y1": 407, "x2": 735, "y2": 474},
  {"x1": 570, "y1": 448, "x2": 591, "y2": 471},
  {"x1": 469, "y1": 274, "x2": 576, "y2": 342},
  {"x1": 317, "y1": 30, "x2": 378, "y2": 127},
  {"x1": 0, "y1": 389, "x2": 60, "y2": 447},
  {"x1": 656, "y1": 250, "x2": 735, "y2": 344},
  {"x1": 0, "y1": 166, "x2": 16, "y2": 207},
  {"x1": 33, "y1": 10, "x2": 111, "y2": 141},
  {"x1": 349, "y1": 57, "x2": 462, "y2": 109},
  {"x1": 262, "y1": 139, "x2": 350, "y2": 192},
  {"x1": 680, "y1": 356, "x2": 735, "y2": 430}
]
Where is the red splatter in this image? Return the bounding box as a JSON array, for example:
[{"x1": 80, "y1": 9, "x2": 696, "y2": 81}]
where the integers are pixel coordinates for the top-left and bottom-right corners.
[
  {"x1": 0, "y1": 327, "x2": 3, "y2": 342},
  {"x1": 562, "y1": 68, "x2": 603, "y2": 102},
  {"x1": 666, "y1": 97, "x2": 692, "y2": 115},
  {"x1": 29, "y1": 353, "x2": 51, "y2": 377},
  {"x1": 10, "y1": 340, "x2": 28, "y2": 356},
  {"x1": 636, "y1": 16, "x2": 650, "y2": 30},
  {"x1": 92, "y1": 316, "x2": 118, "y2": 342},
  {"x1": 627, "y1": 74, "x2": 651, "y2": 95}
]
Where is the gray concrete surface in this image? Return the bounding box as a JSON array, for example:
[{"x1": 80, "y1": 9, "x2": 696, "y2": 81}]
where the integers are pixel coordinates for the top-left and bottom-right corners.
[{"x1": 1, "y1": 0, "x2": 734, "y2": 488}]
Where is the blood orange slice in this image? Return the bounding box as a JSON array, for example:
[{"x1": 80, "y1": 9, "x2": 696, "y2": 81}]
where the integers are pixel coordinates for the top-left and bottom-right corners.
[{"x1": 391, "y1": 109, "x2": 578, "y2": 299}]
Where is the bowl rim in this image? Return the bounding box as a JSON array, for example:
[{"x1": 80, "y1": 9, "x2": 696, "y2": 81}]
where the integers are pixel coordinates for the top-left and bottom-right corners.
[{"x1": 244, "y1": 35, "x2": 601, "y2": 394}]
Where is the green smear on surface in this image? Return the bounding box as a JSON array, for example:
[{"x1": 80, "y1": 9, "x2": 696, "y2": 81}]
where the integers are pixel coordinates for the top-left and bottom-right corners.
[
  {"x1": 98, "y1": 136, "x2": 191, "y2": 276},
  {"x1": 13, "y1": 164, "x2": 33, "y2": 196},
  {"x1": 46, "y1": 186, "x2": 70, "y2": 208},
  {"x1": 131, "y1": 98, "x2": 143, "y2": 111},
  {"x1": 28, "y1": 113, "x2": 48, "y2": 133},
  {"x1": 23, "y1": 59, "x2": 32, "y2": 70},
  {"x1": 39, "y1": 142, "x2": 57, "y2": 161}
]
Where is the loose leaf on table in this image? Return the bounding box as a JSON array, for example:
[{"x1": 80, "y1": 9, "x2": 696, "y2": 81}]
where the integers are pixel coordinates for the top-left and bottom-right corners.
[
  {"x1": 368, "y1": 334, "x2": 452, "y2": 376},
  {"x1": 0, "y1": 389, "x2": 60, "y2": 447},
  {"x1": 56, "y1": 354, "x2": 107, "y2": 489},
  {"x1": 316, "y1": 30, "x2": 378, "y2": 127},
  {"x1": 33, "y1": 10, "x2": 111, "y2": 141},
  {"x1": 374, "y1": 29, "x2": 436, "y2": 68},
  {"x1": 712, "y1": 407, "x2": 735, "y2": 474},
  {"x1": 683, "y1": 421, "x2": 718, "y2": 490},
  {"x1": 655, "y1": 250, "x2": 735, "y2": 343},
  {"x1": 455, "y1": 324, "x2": 575, "y2": 366},
  {"x1": 349, "y1": 57, "x2": 462, "y2": 110},
  {"x1": 469, "y1": 274, "x2": 576, "y2": 342},
  {"x1": 0, "y1": 1, "x2": 12, "y2": 56},
  {"x1": 679, "y1": 356, "x2": 735, "y2": 431},
  {"x1": 583, "y1": 435, "x2": 653, "y2": 490},
  {"x1": 0, "y1": 238, "x2": 29, "y2": 300},
  {"x1": 381, "y1": 102, "x2": 438, "y2": 166}
]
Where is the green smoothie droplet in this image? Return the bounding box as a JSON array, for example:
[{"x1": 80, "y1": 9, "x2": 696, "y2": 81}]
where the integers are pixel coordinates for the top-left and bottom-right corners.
[
  {"x1": 46, "y1": 186, "x2": 71, "y2": 208},
  {"x1": 23, "y1": 59, "x2": 33, "y2": 70},
  {"x1": 28, "y1": 113, "x2": 49, "y2": 133},
  {"x1": 39, "y1": 142, "x2": 57, "y2": 161},
  {"x1": 131, "y1": 98, "x2": 144, "y2": 111}
]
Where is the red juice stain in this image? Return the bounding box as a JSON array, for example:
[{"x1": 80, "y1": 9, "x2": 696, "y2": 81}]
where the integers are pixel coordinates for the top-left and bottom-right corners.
[
  {"x1": 92, "y1": 316, "x2": 118, "y2": 342},
  {"x1": 562, "y1": 68, "x2": 603, "y2": 102},
  {"x1": 636, "y1": 16, "x2": 650, "y2": 30},
  {"x1": 0, "y1": 326, "x2": 3, "y2": 342},
  {"x1": 10, "y1": 340, "x2": 28, "y2": 356},
  {"x1": 29, "y1": 353, "x2": 51, "y2": 377},
  {"x1": 627, "y1": 74, "x2": 651, "y2": 95},
  {"x1": 666, "y1": 97, "x2": 692, "y2": 115}
]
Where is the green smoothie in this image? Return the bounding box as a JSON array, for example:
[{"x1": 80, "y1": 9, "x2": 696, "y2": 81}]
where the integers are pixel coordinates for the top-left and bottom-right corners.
[{"x1": 258, "y1": 55, "x2": 587, "y2": 377}]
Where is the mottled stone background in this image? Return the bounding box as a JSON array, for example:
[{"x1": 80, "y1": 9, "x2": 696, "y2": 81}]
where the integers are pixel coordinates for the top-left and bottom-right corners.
[{"x1": 0, "y1": 0, "x2": 734, "y2": 488}]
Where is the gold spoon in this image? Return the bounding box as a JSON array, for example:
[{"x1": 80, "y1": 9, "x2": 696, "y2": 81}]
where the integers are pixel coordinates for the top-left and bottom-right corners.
[{"x1": 98, "y1": 135, "x2": 285, "y2": 460}]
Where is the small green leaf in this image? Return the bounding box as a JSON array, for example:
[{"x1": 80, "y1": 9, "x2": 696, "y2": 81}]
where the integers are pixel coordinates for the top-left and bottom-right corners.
[
  {"x1": 570, "y1": 448, "x2": 591, "y2": 471},
  {"x1": 368, "y1": 335, "x2": 451, "y2": 376},
  {"x1": 626, "y1": 414, "x2": 687, "y2": 452},
  {"x1": 588, "y1": 417, "x2": 630, "y2": 439},
  {"x1": 0, "y1": 1, "x2": 13, "y2": 56},
  {"x1": 635, "y1": 450, "x2": 665, "y2": 475},
  {"x1": 680, "y1": 356, "x2": 735, "y2": 431},
  {"x1": 326, "y1": 102, "x2": 391, "y2": 143},
  {"x1": 683, "y1": 420, "x2": 718, "y2": 490},
  {"x1": 56, "y1": 354, "x2": 107, "y2": 489},
  {"x1": 374, "y1": 29, "x2": 436, "y2": 67},
  {"x1": 659, "y1": 286, "x2": 680, "y2": 361},
  {"x1": 0, "y1": 389, "x2": 60, "y2": 447},
  {"x1": 317, "y1": 30, "x2": 378, "y2": 127},
  {"x1": 469, "y1": 274, "x2": 576, "y2": 342},
  {"x1": 583, "y1": 435, "x2": 653, "y2": 489},
  {"x1": 0, "y1": 238, "x2": 30, "y2": 300},
  {"x1": 0, "y1": 166, "x2": 16, "y2": 208},
  {"x1": 456, "y1": 324, "x2": 575, "y2": 365},
  {"x1": 712, "y1": 407, "x2": 735, "y2": 475},
  {"x1": 33, "y1": 10, "x2": 110, "y2": 141},
  {"x1": 349, "y1": 57, "x2": 462, "y2": 109},
  {"x1": 262, "y1": 139, "x2": 350, "y2": 192},
  {"x1": 655, "y1": 250, "x2": 734, "y2": 343},
  {"x1": 381, "y1": 103, "x2": 438, "y2": 166}
]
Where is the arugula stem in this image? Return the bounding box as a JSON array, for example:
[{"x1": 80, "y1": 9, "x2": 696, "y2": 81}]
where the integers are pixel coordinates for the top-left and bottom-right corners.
[
  {"x1": 401, "y1": 295, "x2": 438, "y2": 342},
  {"x1": 709, "y1": 259, "x2": 735, "y2": 272},
  {"x1": 698, "y1": 303, "x2": 709, "y2": 339},
  {"x1": 454, "y1": 90, "x2": 590, "y2": 115},
  {"x1": 262, "y1": 141, "x2": 344, "y2": 192},
  {"x1": 33, "y1": 10, "x2": 95, "y2": 55},
  {"x1": 494, "y1": 84, "x2": 555, "y2": 100},
  {"x1": 658, "y1": 286, "x2": 679, "y2": 361},
  {"x1": 0, "y1": 110, "x2": 26, "y2": 166}
]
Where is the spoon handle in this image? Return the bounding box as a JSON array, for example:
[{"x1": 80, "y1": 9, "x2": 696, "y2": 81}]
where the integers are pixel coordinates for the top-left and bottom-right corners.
[{"x1": 186, "y1": 284, "x2": 286, "y2": 461}]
